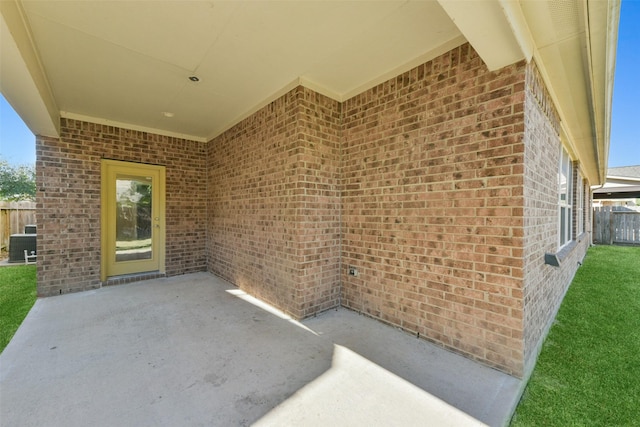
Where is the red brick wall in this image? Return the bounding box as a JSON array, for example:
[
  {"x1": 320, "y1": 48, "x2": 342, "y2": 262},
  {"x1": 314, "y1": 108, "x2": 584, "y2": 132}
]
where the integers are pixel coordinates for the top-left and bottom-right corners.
[
  {"x1": 36, "y1": 118, "x2": 207, "y2": 296},
  {"x1": 341, "y1": 44, "x2": 527, "y2": 375},
  {"x1": 34, "y1": 45, "x2": 593, "y2": 378},
  {"x1": 521, "y1": 62, "x2": 591, "y2": 376},
  {"x1": 297, "y1": 88, "x2": 342, "y2": 316},
  {"x1": 207, "y1": 87, "x2": 341, "y2": 318}
]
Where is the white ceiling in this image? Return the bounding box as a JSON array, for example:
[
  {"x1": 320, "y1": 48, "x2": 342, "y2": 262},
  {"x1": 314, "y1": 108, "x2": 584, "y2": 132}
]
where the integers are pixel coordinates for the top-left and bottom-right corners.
[
  {"x1": 14, "y1": 0, "x2": 467, "y2": 141},
  {"x1": 0, "y1": 0, "x2": 619, "y2": 184}
]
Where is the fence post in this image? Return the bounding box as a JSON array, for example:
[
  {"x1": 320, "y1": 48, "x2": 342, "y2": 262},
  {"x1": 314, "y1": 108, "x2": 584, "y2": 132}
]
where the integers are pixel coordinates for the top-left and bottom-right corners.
[{"x1": 609, "y1": 208, "x2": 614, "y2": 245}]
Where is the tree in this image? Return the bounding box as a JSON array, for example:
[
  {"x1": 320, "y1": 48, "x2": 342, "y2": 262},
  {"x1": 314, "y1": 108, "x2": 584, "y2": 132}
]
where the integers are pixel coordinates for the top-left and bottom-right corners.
[{"x1": 0, "y1": 158, "x2": 35, "y2": 201}]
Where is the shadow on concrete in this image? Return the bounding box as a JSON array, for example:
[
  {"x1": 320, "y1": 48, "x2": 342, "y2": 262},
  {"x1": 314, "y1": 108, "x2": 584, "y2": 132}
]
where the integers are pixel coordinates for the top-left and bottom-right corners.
[{"x1": 0, "y1": 273, "x2": 521, "y2": 426}]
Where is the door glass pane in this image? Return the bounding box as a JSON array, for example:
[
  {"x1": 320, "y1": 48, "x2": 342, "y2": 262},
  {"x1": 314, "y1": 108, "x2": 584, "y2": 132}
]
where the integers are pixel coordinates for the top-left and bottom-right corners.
[{"x1": 115, "y1": 176, "x2": 152, "y2": 262}]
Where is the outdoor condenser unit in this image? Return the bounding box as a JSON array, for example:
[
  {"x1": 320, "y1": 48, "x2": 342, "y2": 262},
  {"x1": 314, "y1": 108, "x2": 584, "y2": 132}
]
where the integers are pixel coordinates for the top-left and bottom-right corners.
[{"x1": 9, "y1": 234, "x2": 36, "y2": 263}]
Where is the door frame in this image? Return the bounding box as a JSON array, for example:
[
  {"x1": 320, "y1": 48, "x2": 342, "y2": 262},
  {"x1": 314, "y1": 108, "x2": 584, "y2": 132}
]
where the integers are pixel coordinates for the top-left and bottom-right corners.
[{"x1": 100, "y1": 159, "x2": 166, "y2": 282}]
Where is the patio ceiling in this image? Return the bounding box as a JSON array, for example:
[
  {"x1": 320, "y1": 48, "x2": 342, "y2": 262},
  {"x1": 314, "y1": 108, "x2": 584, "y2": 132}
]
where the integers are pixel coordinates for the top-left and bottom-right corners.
[{"x1": 0, "y1": 0, "x2": 618, "y2": 184}]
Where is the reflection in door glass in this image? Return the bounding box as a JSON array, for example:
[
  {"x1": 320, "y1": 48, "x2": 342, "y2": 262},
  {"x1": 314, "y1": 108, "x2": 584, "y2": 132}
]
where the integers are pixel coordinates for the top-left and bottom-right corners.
[{"x1": 115, "y1": 177, "x2": 152, "y2": 262}]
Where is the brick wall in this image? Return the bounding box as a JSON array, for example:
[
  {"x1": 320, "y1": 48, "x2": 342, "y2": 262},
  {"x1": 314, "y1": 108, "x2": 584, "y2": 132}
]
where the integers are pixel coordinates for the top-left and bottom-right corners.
[
  {"x1": 36, "y1": 118, "x2": 207, "y2": 296},
  {"x1": 297, "y1": 88, "x2": 342, "y2": 316},
  {"x1": 34, "y1": 44, "x2": 593, "y2": 378},
  {"x1": 207, "y1": 87, "x2": 341, "y2": 318},
  {"x1": 341, "y1": 44, "x2": 527, "y2": 375},
  {"x1": 521, "y1": 63, "x2": 590, "y2": 376}
]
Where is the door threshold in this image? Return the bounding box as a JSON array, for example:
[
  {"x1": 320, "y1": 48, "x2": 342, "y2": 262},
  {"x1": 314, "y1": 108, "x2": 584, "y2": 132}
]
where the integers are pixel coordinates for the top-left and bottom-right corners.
[{"x1": 103, "y1": 271, "x2": 166, "y2": 287}]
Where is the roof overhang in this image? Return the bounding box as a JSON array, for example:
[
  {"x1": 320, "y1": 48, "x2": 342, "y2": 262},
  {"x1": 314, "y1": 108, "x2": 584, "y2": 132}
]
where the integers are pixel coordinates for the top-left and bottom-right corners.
[
  {"x1": 593, "y1": 170, "x2": 640, "y2": 199},
  {"x1": 593, "y1": 185, "x2": 640, "y2": 200},
  {"x1": 0, "y1": 0, "x2": 58, "y2": 137},
  {"x1": 0, "y1": 0, "x2": 619, "y2": 183},
  {"x1": 437, "y1": 0, "x2": 534, "y2": 70},
  {"x1": 520, "y1": 0, "x2": 620, "y2": 185}
]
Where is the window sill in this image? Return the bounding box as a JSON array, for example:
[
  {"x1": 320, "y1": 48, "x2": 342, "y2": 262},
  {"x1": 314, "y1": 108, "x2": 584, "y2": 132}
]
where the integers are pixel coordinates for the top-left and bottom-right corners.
[{"x1": 544, "y1": 232, "x2": 587, "y2": 267}]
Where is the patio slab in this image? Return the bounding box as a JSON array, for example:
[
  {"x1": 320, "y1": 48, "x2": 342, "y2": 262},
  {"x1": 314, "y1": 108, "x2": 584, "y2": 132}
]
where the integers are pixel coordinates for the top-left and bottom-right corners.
[{"x1": 0, "y1": 273, "x2": 522, "y2": 426}]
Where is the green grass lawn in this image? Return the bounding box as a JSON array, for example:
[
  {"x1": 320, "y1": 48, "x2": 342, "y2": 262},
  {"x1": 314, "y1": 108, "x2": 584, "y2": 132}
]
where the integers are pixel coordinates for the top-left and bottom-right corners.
[
  {"x1": 511, "y1": 245, "x2": 640, "y2": 426},
  {"x1": 0, "y1": 264, "x2": 37, "y2": 353}
]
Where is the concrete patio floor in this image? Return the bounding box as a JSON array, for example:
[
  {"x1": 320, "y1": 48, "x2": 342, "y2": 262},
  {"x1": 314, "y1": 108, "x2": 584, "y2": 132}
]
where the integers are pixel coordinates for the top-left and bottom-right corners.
[{"x1": 0, "y1": 272, "x2": 522, "y2": 426}]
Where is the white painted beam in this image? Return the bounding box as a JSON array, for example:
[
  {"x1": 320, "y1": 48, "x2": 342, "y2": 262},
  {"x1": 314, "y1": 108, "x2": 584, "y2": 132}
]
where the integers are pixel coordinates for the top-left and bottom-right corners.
[
  {"x1": 437, "y1": 0, "x2": 530, "y2": 70},
  {"x1": 0, "y1": 0, "x2": 59, "y2": 137}
]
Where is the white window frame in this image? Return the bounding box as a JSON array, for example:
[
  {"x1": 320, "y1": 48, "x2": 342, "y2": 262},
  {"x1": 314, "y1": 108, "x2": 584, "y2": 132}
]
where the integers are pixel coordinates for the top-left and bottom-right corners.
[
  {"x1": 558, "y1": 146, "x2": 573, "y2": 248},
  {"x1": 576, "y1": 172, "x2": 584, "y2": 236}
]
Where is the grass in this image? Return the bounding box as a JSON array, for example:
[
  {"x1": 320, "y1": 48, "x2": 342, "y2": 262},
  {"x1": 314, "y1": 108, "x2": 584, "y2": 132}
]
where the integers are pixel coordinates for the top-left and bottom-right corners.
[
  {"x1": 1, "y1": 246, "x2": 638, "y2": 421},
  {"x1": 511, "y1": 245, "x2": 640, "y2": 426},
  {"x1": 0, "y1": 264, "x2": 37, "y2": 353}
]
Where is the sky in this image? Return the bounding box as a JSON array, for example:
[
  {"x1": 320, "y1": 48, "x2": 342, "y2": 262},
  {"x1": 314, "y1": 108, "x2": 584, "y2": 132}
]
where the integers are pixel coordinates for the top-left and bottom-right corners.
[
  {"x1": 0, "y1": 94, "x2": 36, "y2": 165},
  {"x1": 609, "y1": 0, "x2": 640, "y2": 167},
  {"x1": 0, "y1": 1, "x2": 639, "y2": 168}
]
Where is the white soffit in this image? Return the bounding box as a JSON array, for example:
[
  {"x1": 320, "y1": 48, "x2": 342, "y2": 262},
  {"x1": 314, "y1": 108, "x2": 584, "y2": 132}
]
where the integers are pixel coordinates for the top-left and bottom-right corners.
[
  {"x1": 1, "y1": 0, "x2": 618, "y2": 175},
  {"x1": 585, "y1": 0, "x2": 620, "y2": 184},
  {"x1": 0, "y1": 1, "x2": 58, "y2": 137},
  {"x1": 521, "y1": 0, "x2": 619, "y2": 185},
  {"x1": 5, "y1": 0, "x2": 464, "y2": 141}
]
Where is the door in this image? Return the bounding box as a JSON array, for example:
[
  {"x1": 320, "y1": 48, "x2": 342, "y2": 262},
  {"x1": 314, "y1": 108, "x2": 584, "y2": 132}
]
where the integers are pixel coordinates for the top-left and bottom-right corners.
[{"x1": 101, "y1": 160, "x2": 165, "y2": 281}]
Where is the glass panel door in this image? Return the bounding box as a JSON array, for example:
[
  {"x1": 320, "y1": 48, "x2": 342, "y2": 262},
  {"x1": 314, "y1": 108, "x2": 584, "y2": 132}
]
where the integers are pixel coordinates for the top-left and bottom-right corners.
[
  {"x1": 101, "y1": 160, "x2": 165, "y2": 280},
  {"x1": 115, "y1": 176, "x2": 153, "y2": 262}
]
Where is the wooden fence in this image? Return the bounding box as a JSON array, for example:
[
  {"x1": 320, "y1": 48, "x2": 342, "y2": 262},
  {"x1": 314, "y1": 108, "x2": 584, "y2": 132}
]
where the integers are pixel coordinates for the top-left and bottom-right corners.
[
  {"x1": 0, "y1": 201, "x2": 36, "y2": 251},
  {"x1": 593, "y1": 206, "x2": 640, "y2": 245}
]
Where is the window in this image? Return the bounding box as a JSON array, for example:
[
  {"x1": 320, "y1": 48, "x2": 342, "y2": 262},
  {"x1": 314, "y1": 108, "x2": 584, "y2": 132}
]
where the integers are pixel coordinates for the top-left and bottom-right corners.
[
  {"x1": 558, "y1": 147, "x2": 573, "y2": 247},
  {"x1": 575, "y1": 173, "x2": 584, "y2": 236}
]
